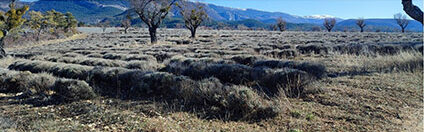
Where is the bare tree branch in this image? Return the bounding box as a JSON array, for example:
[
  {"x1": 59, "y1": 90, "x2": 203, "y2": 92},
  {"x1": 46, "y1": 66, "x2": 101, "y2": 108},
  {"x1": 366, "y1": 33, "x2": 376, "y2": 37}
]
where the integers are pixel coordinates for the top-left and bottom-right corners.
[
  {"x1": 276, "y1": 17, "x2": 286, "y2": 32},
  {"x1": 177, "y1": 0, "x2": 208, "y2": 38},
  {"x1": 402, "y1": 0, "x2": 423, "y2": 24},
  {"x1": 323, "y1": 18, "x2": 336, "y2": 32},
  {"x1": 356, "y1": 18, "x2": 366, "y2": 32},
  {"x1": 131, "y1": 0, "x2": 176, "y2": 44},
  {"x1": 394, "y1": 13, "x2": 410, "y2": 33}
]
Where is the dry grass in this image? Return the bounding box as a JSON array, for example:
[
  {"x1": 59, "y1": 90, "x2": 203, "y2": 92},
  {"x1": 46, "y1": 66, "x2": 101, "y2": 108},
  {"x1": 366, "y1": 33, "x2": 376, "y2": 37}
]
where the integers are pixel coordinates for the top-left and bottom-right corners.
[
  {"x1": 0, "y1": 56, "x2": 17, "y2": 68},
  {"x1": 312, "y1": 51, "x2": 423, "y2": 74},
  {"x1": 5, "y1": 34, "x2": 88, "y2": 50}
]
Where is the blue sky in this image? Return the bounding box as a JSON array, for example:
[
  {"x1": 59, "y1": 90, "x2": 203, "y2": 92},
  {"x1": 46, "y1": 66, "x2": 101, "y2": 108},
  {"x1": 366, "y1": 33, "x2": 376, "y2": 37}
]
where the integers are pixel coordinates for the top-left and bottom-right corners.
[
  {"x1": 198, "y1": 0, "x2": 424, "y2": 19},
  {"x1": 21, "y1": 0, "x2": 424, "y2": 19}
]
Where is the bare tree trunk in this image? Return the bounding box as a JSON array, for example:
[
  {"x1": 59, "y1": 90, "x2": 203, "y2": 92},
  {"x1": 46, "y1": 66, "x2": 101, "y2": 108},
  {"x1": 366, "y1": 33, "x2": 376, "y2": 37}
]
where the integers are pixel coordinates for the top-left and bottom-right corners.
[
  {"x1": 0, "y1": 30, "x2": 8, "y2": 58},
  {"x1": 124, "y1": 27, "x2": 129, "y2": 34},
  {"x1": 402, "y1": 28, "x2": 405, "y2": 33},
  {"x1": 190, "y1": 28, "x2": 196, "y2": 38},
  {"x1": 149, "y1": 27, "x2": 158, "y2": 44},
  {"x1": 402, "y1": 0, "x2": 423, "y2": 24},
  {"x1": 37, "y1": 29, "x2": 42, "y2": 41},
  {"x1": 0, "y1": 38, "x2": 6, "y2": 59},
  {"x1": 360, "y1": 28, "x2": 364, "y2": 32},
  {"x1": 327, "y1": 29, "x2": 331, "y2": 32}
]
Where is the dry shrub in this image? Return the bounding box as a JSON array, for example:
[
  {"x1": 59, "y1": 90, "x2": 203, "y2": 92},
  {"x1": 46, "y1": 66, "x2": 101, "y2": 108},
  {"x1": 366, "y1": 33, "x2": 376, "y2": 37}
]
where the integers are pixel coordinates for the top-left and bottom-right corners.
[
  {"x1": 163, "y1": 56, "x2": 235, "y2": 75},
  {"x1": 296, "y1": 44, "x2": 330, "y2": 54},
  {"x1": 103, "y1": 53, "x2": 157, "y2": 62},
  {"x1": 230, "y1": 55, "x2": 266, "y2": 66},
  {"x1": 376, "y1": 45, "x2": 402, "y2": 55},
  {"x1": 39, "y1": 56, "x2": 124, "y2": 67},
  {"x1": 88, "y1": 66, "x2": 191, "y2": 99},
  {"x1": 86, "y1": 53, "x2": 103, "y2": 58},
  {"x1": 63, "y1": 53, "x2": 81, "y2": 58},
  {"x1": 331, "y1": 44, "x2": 417, "y2": 55},
  {"x1": 53, "y1": 79, "x2": 97, "y2": 102},
  {"x1": 37, "y1": 56, "x2": 160, "y2": 71},
  {"x1": 180, "y1": 78, "x2": 280, "y2": 121},
  {"x1": 0, "y1": 57, "x2": 16, "y2": 68},
  {"x1": 253, "y1": 60, "x2": 327, "y2": 79},
  {"x1": 262, "y1": 49, "x2": 299, "y2": 58},
  {"x1": 86, "y1": 67, "x2": 280, "y2": 121},
  {"x1": 145, "y1": 51, "x2": 178, "y2": 62},
  {"x1": 183, "y1": 63, "x2": 252, "y2": 85},
  {"x1": 87, "y1": 67, "x2": 132, "y2": 97},
  {"x1": 30, "y1": 73, "x2": 57, "y2": 94},
  {"x1": 125, "y1": 61, "x2": 162, "y2": 71},
  {"x1": 8, "y1": 60, "x2": 93, "y2": 80},
  {"x1": 129, "y1": 72, "x2": 192, "y2": 99},
  {"x1": 257, "y1": 68, "x2": 313, "y2": 97},
  {"x1": 80, "y1": 59, "x2": 124, "y2": 67},
  {"x1": 0, "y1": 70, "x2": 33, "y2": 93},
  {"x1": 0, "y1": 69, "x2": 56, "y2": 94}
]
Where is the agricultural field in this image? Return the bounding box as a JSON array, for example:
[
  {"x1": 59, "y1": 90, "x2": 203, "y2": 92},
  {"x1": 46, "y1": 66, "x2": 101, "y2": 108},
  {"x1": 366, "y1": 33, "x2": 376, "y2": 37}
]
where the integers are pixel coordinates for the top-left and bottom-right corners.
[{"x1": 0, "y1": 28, "x2": 423, "y2": 131}]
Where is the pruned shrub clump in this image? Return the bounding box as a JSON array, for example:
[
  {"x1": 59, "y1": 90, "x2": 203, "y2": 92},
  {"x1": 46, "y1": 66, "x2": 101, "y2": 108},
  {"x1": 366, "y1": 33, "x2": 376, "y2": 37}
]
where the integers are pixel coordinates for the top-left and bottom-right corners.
[
  {"x1": 29, "y1": 73, "x2": 57, "y2": 94},
  {"x1": 332, "y1": 44, "x2": 372, "y2": 55},
  {"x1": 125, "y1": 61, "x2": 162, "y2": 71},
  {"x1": 102, "y1": 53, "x2": 157, "y2": 62},
  {"x1": 145, "y1": 51, "x2": 178, "y2": 62},
  {"x1": 86, "y1": 53, "x2": 103, "y2": 58},
  {"x1": 0, "y1": 69, "x2": 34, "y2": 93},
  {"x1": 8, "y1": 60, "x2": 93, "y2": 80},
  {"x1": 257, "y1": 68, "x2": 313, "y2": 97},
  {"x1": 296, "y1": 44, "x2": 330, "y2": 54},
  {"x1": 253, "y1": 60, "x2": 327, "y2": 79},
  {"x1": 230, "y1": 55, "x2": 266, "y2": 66},
  {"x1": 129, "y1": 72, "x2": 193, "y2": 99},
  {"x1": 87, "y1": 67, "x2": 132, "y2": 97},
  {"x1": 53, "y1": 79, "x2": 97, "y2": 102},
  {"x1": 183, "y1": 63, "x2": 252, "y2": 85},
  {"x1": 331, "y1": 44, "x2": 414, "y2": 55},
  {"x1": 180, "y1": 78, "x2": 280, "y2": 120},
  {"x1": 36, "y1": 56, "x2": 161, "y2": 71},
  {"x1": 163, "y1": 56, "x2": 235, "y2": 75},
  {"x1": 376, "y1": 44, "x2": 402, "y2": 55},
  {"x1": 87, "y1": 66, "x2": 193, "y2": 99},
  {"x1": 37, "y1": 56, "x2": 124, "y2": 67},
  {"x1": 262, "y1": 49, "x2": 299, "y2": 58},
  {"x1": 0, "y1": 69, "x2": 58, "y2": 94}
]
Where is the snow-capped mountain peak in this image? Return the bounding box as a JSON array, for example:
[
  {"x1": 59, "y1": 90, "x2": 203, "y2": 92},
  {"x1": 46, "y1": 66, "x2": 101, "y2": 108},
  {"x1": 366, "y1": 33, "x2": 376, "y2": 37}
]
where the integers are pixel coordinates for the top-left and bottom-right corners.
[{"x1": 304, "y1": 15, "x2": 336, "y2": 19}]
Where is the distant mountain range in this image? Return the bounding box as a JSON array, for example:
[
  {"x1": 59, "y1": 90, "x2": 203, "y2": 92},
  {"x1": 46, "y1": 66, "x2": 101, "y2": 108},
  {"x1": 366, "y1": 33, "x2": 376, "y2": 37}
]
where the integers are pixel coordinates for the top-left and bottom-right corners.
[{"x1": 1, "y1": 0, "x2": 422, "y2": 32}]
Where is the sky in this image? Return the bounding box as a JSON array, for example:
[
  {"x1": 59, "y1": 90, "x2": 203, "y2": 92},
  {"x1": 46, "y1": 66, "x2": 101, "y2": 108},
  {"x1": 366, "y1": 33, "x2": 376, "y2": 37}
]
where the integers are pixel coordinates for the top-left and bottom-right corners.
[
  {"x1": 197, "y1": 0, "x2": 424, "y2": 19},
  {"x1": 20, "y1": 0, "x2": 424, "y2": 19}
]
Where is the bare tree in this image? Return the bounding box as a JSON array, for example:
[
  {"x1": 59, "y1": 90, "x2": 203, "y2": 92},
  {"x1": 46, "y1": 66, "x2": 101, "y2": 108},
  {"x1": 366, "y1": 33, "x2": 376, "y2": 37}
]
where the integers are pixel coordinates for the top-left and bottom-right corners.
[
  {"x1": 394, "y1": 13, "x2": 409, "y2": 33},
  {"x1": 402, "y1": 0, "x2": 423, "y2": 24},
  {"x1": 131, "y1": 0, "x2": 176, "y2": 44},
  {"x1": 323, "y1": 18, "x2": 336, "y2": 32},
  {"x1": 177, "y1": 0, "x2": 208, "y2": 38},
  {"x1": 356, "y1": 18, "x2": 366, "y2": 32},
  {"x1": 121, "y1": 13, "x2": 132, "y2": 34},
  {"x1": 276, "y1": 17, "x2": 287, "y2": 32},
  {"x1": 270, "y1": 24, "x2": 278, "y2": 31}
]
